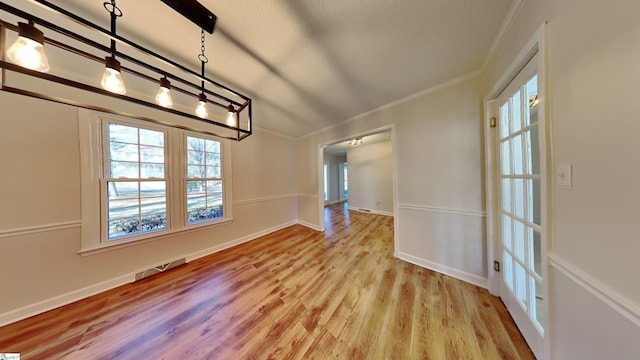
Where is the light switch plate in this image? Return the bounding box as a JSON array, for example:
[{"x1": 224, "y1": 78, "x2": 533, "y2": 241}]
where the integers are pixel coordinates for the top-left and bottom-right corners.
[{"x1": 557, "y1": 164, "x2": 572, "y2": 188}]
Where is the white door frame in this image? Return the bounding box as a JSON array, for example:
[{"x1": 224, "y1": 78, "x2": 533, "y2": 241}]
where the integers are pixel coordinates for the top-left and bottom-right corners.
[
  {"x1": 484, "y1": 23, "x2": 551, "y2": 360},
  {"x1": 316, "y1": 124, "x2": 400, "y2": 255}
]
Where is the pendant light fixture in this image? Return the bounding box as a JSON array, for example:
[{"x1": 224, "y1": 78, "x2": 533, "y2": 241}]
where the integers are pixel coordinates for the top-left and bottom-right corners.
[
  {"x1": 5, "y1": 21, "x2": 49, "y2": 72},
  {"x1": 195, "y1": 29, "x2": 209, "y2": 118},
  {"x1": 0, "y1": 1, "x2": 253, "y2": 141},
  {"x1": 100, "y1": 0, "x2": 126, "y2": 95},
  {"x1": 155, "y1": 77, "x2": 173, "y2": 108},
  {"x1": 226, "y1": 104, "x2": 237, "y2": 127}
]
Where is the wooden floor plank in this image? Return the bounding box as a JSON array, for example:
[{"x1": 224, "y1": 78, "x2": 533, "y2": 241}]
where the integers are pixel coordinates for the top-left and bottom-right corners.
[{"x1": 0, "y1": 202, "x2": 535, "y2": 359}]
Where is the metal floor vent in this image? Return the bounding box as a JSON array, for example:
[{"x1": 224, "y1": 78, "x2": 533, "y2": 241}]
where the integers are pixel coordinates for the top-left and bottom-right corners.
[{"x1": 134, "y1": 258, "x2": 187, "y2": 282}]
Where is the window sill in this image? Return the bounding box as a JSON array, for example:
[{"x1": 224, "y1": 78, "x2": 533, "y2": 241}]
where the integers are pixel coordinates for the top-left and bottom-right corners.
[{"x1": 79, "y1": 218, "x2": 233, "y2": 256}]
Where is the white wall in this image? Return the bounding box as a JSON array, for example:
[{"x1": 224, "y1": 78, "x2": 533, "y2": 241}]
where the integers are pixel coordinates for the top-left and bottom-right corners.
[
  {"x1": 482, "y1": 0, "x2": 640, "y2": 358},
  {"x1": 322, "y1": 153, "x2": 346, "y2": 205},
  {"x1": 0, "y1": 92, "x2": 298, "y2": 325},
  {"x1": 296, "y1": 75, "x2": 486, "y2": 286},
  {"x1": 346, "y1": 140, "x2": 394, "y2": 215}
]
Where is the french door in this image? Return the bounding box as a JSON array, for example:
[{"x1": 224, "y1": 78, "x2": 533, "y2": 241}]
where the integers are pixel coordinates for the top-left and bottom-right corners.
[{"x1": 496, "y1": 54, "x2": 545, "y2": 358}]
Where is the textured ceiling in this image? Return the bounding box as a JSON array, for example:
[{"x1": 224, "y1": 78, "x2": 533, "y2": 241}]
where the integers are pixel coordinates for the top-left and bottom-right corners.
[{"x1": 9, "y1": 0, "x2": 515, "y2": 139}]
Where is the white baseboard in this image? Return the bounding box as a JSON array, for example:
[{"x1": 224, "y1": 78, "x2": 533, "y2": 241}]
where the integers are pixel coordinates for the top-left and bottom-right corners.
[
  {"x1": 549, "y1": 253, "x2": 640, "y2": 329},
  {"x1": 297, "y1": 219, "x2": 323, "y2": 231},
  {"x1": 397, "y1": 251, "x2": 488, "y2": 289},
  {"x1": 0, "y1": 273, "x2": 133, "y2": 327},
  {"x1": 186, "y1": 221, "x2": 296, "y2": 262},
  {"x1": 0, "y1": 220, "x2": 298, "y2": 327},
  {"x1": 348, "y1": 207, "x2": 394, "y2": 217}
]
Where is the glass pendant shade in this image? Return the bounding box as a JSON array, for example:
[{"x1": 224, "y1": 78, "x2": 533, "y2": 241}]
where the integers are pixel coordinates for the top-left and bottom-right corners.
[
  {"x1": 6, "y1": 22, "x2": 50, "y2": 72},
  {"x1": 155, "y1": 77, "x2": 173, "y2": 108},
  {"x1": 226, "y1": 105, "x2": 237, "y2": 127},
  {"x1": 101, "y1": 56, "x2": 126, "y2": 95},
  {"x1": 195, "y1": 93, "x2": 208, "y2": 118}
]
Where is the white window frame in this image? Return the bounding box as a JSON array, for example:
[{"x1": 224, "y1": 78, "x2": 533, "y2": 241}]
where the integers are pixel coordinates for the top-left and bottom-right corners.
[{"x1": 78, "y1": 109, "x2": 233, "y2": 254}]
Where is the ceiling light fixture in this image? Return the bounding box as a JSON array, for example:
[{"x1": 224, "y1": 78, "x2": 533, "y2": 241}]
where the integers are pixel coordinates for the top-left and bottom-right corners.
[
  {"x1": 195, "y1": 29, "x2": 209, "y2": 119},
  {"x1": 100, "y1": 1, "x2": 126, "y2": 95},
  {"x1": 226, "y1": 104, "x2": 237, "y2": 127},
  {"x1": 155, "y1": 77, "x2": 173, "y2": 108},
  {"x1": 349, "y1": 138, "x2": 363, "y2": 146},
  {"x1": 0, "y1": 1, "x2": 252, "y2": 141},
  {"x1": 5, "y1": 21, "x2": 49, "y2": 72}
]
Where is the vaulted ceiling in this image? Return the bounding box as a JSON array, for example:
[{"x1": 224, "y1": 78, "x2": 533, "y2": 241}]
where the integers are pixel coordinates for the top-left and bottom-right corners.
[{"x1": 8, "y1": 0, "x2": 515, "y2": 139}]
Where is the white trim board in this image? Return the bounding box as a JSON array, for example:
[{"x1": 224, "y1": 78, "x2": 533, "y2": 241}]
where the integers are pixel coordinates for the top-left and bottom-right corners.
[
  {"x1": 0, "y1": 221, "x2": 81, "y2": 239},
  {"x1": 397, "y1": 203, "x2": 485, "y2": 218},
  {"x1": 549, "y1": 253, "x2": 640, "y2": 329},
  {"x1": 397, "y1": 252, "x2": 488, "y2": 289},
  {"x1": 0, "y1": 220, "x2": 298, "y2": 327},
  {"x1": 233, "y1": 194, "x2": 297, "y2": 206},
  {"x1": 347, "y1": 207, "x2": 394, "y2": 217}
]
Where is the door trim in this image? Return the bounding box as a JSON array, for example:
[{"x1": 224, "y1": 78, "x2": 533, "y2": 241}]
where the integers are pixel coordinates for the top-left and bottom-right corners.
[{"x1": 484, "y1": 22, "x2": 550, "y2": 360}]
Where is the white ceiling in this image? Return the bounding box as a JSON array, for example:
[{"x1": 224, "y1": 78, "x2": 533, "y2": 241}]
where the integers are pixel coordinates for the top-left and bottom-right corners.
[{"x1": 11, "y1": 0, "x2": 515, "y2": 139}]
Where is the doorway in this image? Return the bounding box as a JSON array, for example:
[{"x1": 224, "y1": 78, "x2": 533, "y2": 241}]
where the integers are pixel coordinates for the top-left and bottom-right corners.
[{"x1": 485, "y1": 26, "x2": 549, "y2": 360}]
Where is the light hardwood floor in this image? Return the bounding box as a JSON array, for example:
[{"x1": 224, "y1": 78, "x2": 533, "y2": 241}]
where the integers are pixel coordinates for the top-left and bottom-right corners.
[{"x1": 0, "y1": 202, "x2": 535, "y2": 359}]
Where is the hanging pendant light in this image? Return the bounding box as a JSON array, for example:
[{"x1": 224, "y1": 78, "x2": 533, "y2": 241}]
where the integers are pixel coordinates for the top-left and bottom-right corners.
[
  {"x1": 194, "y1": 28, "x2": 209, "y2": 118},
  {"x1": 155, "y1": 77, "x2": 173, "y2": 108},
  {"x1": 195, "y1": 92, "x2": 208, "y2": 118},
  {"x1": 100, "y1": 0, "x2": 126, "y2": 94},
  {"x1": 5, "y1": 21, "x2": 50, "y2": 72},
  {"x1": 226, "y1": 104, "x2": 237, "y2": 127},
  {"x1": 101, "y1": 55, "x2": 126, "y2": 94}
]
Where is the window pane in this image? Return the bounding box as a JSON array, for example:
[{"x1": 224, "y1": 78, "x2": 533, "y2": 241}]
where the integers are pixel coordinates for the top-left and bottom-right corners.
[
  {"x1": 110, "y1": 143, "x2": 138, "y2": 162},
  {"x1": 205, "y1": 139, "x2": 220, "y2": 153},
  {"x1": 111, "y1": 162, "x2": 138, "y2": 178},
  {"x1": 532, "y1": 178, "x2": 541, "y2": 226},
  {"x1": 188, "y1": 150, "x2": 204, "y2": 165},
  {"x1": 188, "y1": 165, "x2": 205, "y2": 178},
  {"x1": 139, "y1": 128, "x2": 164, "y2": 147},
  {"x1": 140, "y1": 145, "x2": 164, "y2": 163},
  {"x1": 141, "y1": 163, "x2": 164, "y2": 178},
  {"x1": 187, "y1": 137, "x2": 205, "y2": 151},
  {"x1": 206, "y1": 152, "x2": 221, "y2": 166},
  {"x1": 533, "y1": 279, "x2": 544, "y2": 329},
  {"x1": 108, "y1": 217, "x2": 140, "y2": 239},
  {"x1": 206, "y1": 165, "x2": 221, "y2": 178},
  {"x1": 525, "y1": 127, "x2": 540, "y2": 175},
  {"x1": 109, "y1": 123, "x2": 137, "y2": 143}
]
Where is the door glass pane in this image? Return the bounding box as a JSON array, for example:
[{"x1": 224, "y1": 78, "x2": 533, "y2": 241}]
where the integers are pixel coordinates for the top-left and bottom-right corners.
[
  {"x1": 503, "y1": 251, "x2": 513, "y2": 290},
  {"x1": 526, "y1": 74, "x2": 539, "y2": 126},
  {"x1": 514, "y1": 220, "x2": 525, "y2": 262},
  {"x1": 500, "y1": 102, "x2": 509, "y2": 138},
  {"x1": 532, "y1": 178, "x2": 541, "y2": 226},
  {"x1": 502, "y1": 214, "x2": 512, "y2": 251},
  {"x1": 515, "y1": 262, "x2": 527, "y2": 307},
  {"x1": 502, "y1": 179, "x2": 511, "y2": 213},
  {"x1": 514, "y1": 179, "x2": 524, "y2": 219},
  {"x1": 513, "y1": 134, "x2": 523, "y2": 175},
  {"x1": 501, "y1": 141, "x2": 511, "y2": 175},
  {"x1": 533, "y1": 279, "x2": 544, "y2": 328},
  {"x1": 532, "y1": 229, "x2": 542, "y2": 276},
  {"x1": 524, "y1": 127, "x2": 540, "y2": 175},
  {"x1": 512, "y1": 90, "x2": 522, "y2": 133}
]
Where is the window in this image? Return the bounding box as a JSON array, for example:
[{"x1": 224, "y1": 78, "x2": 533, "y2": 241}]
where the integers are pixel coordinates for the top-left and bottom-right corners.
[
  {"x1": 323, "y1": 164, "x2": 328, "y2": 201},
  {"x1": 186, "y1": 136, "x2": 223, "y2": 224},
  {"x1": 79, "y1": 110, "x2": 232, "y2": 253}
]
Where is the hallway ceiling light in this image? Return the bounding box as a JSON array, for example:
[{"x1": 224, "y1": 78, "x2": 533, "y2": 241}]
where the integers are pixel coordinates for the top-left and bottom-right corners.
[
  {"x1": 0, "y1": 0, "x2": 252, "y2": 141},
  {"x1": 349, "y1": 138, "x2": 363, "y2": 146}
]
